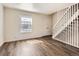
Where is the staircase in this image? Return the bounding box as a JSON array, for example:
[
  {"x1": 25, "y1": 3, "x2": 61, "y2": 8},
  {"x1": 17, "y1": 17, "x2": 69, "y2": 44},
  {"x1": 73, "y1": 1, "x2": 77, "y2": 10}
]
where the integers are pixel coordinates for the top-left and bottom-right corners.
[{"x1": 53, "y1": 3, "x2": 79, "y2": 48}]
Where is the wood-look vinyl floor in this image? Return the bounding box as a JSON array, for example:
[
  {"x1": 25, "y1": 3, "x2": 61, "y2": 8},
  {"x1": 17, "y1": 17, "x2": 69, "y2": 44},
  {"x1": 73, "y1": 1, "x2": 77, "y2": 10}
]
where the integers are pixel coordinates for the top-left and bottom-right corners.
[{"x1": 0, "y1": 36, "x2": 79, "y2": 56}]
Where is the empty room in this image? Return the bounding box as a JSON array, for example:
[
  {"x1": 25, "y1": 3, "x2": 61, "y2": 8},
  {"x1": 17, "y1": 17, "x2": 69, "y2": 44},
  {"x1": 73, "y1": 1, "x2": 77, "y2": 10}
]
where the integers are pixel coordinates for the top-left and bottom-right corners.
[{"x1": 0, "y1": 3, "x2": 79, "y2": 56}]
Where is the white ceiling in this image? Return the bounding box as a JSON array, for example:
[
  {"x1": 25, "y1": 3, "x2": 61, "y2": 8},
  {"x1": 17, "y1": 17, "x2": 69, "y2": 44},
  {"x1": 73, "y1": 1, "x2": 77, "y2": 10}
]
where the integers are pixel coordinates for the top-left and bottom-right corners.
[{"x1": 3, "y1": 3, "x2": 74, "y2": 15}]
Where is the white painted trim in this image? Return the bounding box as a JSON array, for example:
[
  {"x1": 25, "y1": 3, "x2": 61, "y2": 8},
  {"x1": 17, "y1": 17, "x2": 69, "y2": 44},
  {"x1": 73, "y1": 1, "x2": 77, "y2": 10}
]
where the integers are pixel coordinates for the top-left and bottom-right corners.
[
  {"x1": 0, "y1": 42, "x2": 4, "y2": 47},
  {"x1": 53, "y1": 10, "x2": 79, "y2": 38},
  {"x1": 52, "y1": 37, "x2": 79, "y2": 48}
]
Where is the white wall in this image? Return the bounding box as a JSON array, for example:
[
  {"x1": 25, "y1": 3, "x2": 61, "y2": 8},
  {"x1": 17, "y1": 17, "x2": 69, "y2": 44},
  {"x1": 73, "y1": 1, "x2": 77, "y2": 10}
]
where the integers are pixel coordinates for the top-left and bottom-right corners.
[
  {"x1": 4, "y1": 8, "x2": 52, "y2": 42},
  {"x1": 51, "y1": 9, "x2": 66, "y2": 28},
  {"x1": 0, "y1": 4, "x2": 4, "y2": 46},
  {"x1": 51, "y1": 9, "x2": 66, "y2": 36}
]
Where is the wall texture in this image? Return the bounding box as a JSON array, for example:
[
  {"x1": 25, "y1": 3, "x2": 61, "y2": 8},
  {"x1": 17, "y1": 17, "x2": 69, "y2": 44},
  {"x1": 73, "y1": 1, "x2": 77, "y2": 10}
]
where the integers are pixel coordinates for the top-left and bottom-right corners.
[
  {"x1": 0, "y1": 4, "x2": 4, "y2": 46},
  {"x1": 4, "y1": 8, "x2": 52, "y2": 42}
]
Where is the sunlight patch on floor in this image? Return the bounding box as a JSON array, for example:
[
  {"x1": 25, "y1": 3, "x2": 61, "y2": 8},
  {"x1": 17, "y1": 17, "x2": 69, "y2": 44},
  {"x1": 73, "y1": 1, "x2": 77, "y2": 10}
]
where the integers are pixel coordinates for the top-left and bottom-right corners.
[{"x1": 26, "y1": 40, "x2": 43, "y2": 44}]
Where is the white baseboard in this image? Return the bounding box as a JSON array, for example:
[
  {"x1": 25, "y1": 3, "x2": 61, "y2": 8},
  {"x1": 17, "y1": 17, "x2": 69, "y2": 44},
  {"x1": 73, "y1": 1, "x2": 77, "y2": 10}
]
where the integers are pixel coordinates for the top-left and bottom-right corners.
[{"x1": 0, "y1": 41, "x2": 4, "y2": 47}]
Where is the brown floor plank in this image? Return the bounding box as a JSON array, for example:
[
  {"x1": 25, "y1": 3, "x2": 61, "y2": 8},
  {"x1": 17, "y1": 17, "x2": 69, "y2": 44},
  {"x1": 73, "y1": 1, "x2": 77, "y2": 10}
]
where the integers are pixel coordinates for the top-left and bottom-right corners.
[{"x1": 0, "y1": 36, "x2": 79, "y2": 56}]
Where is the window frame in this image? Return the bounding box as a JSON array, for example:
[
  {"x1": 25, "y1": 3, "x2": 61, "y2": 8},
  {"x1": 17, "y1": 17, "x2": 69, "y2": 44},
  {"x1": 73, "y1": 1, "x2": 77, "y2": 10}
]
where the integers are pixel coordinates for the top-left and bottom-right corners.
[{"x1": 20, "y1": 16, "x2": 32, "y2": 33}]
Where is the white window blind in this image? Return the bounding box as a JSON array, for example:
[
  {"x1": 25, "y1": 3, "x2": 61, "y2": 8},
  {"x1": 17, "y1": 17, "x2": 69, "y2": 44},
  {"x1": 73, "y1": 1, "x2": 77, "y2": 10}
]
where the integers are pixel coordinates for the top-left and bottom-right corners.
[{"x1": 21, "y1": 16, "x2": 32, "y2": 32}]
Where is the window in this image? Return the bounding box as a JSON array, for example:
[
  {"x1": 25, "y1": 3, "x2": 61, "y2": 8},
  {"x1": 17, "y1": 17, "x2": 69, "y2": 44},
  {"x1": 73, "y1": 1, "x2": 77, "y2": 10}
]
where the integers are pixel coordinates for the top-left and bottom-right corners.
[{"x1": 21, "y1": 16, "x2": 32, "y2": 32}]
